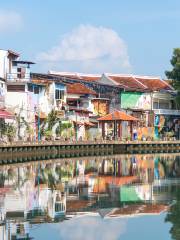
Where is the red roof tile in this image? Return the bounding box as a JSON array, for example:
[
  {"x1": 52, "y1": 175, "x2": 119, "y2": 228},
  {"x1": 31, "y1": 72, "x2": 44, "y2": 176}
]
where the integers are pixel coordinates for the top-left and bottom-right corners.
[
  {"x1": 106, "y1": 74, "x2": 174, "y2": 91},
  {"x1": 69, "y1": 107, "x2": 92, "y2": 113},
  {"x1": 0, "y1": 109, "x2": 14, "y2": 119},
  {"x1": 108, "y1": 75, "x2": 147, "y2": 90},
  {"x1": 67, "y1": 83, "x2": 97, "y2": 95},
  {"x1": 109, "y1": 204, "x2": 168, "y2": 216},
  {"x1": 49, "y1": 71, "x2": 101, "y2": 82},
  {"x1": 80, "y1": 75, "x2": 100, "y2": 82},
  {"x1": 97, "y1": 110, "x2": 139, "y2": 121},
  {"x1": 135, "y1": 77, "x2": 173, "y2": 91}
]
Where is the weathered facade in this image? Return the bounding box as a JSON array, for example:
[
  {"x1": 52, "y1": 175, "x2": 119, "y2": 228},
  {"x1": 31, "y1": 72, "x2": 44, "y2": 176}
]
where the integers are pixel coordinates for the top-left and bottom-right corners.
[{"x1": 99, "y1": 73, "x2": 179, "y2": 140}]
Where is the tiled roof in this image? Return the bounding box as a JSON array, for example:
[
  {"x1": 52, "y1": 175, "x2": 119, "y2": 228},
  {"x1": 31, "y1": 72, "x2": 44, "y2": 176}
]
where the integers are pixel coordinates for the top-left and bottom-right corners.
[
  {"x1": 108, "y1": 75, "x2": 146, "y2": 90},
  {"x1": 8, "y1": 49, "x2": 20, "y2": 57},
  {"x1": 106, "y1": 74, "x2": 174, "y2": 91},
  {"x1": 67, "y1": 200, "x2": 96, "y2": 212},
  {"x1": 109, "y1": 204, "x2": 168, "y2": 216},
  {"x1": 67, "y1": 83, "x2": 97, "y2": 95},
  {"x1": 97, "y1": 110, "x2": 139, "y2": 121},
  {"x1": 69, "y1": 107, "x2": 92, "y2": 113},
  {"x1": 49, "y1": 71, "x2": 101, "y2": 82},
  {"x1": 135, "y1": 77, "x2": 173, "y2": 91},
  {"x1": 0, "y1": 109, "x2": 14, "y2": 119},
  {"x1": 80, "y1": 75, "x2": 101, "y2": 82}
]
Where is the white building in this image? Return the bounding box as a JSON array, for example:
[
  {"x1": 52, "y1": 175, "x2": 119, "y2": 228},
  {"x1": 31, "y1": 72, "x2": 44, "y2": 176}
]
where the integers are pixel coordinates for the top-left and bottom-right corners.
[{"x1": 0, "y1": 49, "x2": 40, "y2": 140}]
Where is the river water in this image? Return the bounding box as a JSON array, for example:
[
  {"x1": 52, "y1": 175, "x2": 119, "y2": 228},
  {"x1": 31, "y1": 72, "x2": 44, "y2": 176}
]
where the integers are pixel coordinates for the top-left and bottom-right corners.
[{"x1": 0, "y1": 153, "x2": 180, "y2": 239}]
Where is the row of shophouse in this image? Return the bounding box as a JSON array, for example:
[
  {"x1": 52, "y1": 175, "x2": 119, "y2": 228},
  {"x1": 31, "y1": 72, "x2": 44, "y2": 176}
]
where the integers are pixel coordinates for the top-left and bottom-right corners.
[{"x1": 0, "y1": 48, "x2": 179, "y2": 141}]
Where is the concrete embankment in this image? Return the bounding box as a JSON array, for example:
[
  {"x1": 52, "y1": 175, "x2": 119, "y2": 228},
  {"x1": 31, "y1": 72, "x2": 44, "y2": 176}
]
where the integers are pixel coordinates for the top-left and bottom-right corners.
[{"x1": 0, "y1": 141, "x2": 179, "y2": 165}]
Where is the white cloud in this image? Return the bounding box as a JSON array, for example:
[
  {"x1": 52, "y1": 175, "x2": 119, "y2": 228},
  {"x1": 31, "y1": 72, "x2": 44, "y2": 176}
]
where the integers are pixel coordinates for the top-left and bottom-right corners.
[
  {"x1": 51, "y1": 215, "x2": 127, "y2": 240},
  {"x1": 0, "y1": 10, "x2": 23, "y2": 33},
  {"x1": 37, "y1": 25, "x2": 132, "y2": 73}
]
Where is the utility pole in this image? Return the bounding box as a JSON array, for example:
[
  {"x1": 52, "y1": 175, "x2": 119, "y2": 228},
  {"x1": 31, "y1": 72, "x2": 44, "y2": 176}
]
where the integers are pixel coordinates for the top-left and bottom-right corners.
[
  {"x1": 33, "y1": 84, "x2": 41, "y2": 142},
  {"x1": 75, "y1": 111, "x2": 78, "y2": 141}
]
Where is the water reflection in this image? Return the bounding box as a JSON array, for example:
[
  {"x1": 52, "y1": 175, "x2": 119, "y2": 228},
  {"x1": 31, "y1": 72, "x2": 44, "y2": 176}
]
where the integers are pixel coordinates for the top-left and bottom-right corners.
[{"x1": 0, "y1": 154, "x2": 179, "y2": 239}]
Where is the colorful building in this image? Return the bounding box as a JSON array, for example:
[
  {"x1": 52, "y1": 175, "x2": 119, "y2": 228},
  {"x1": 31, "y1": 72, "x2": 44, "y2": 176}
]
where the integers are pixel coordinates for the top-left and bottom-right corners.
[{"x1": 99, "y1": 73, "x2": 179, "y2": 140}]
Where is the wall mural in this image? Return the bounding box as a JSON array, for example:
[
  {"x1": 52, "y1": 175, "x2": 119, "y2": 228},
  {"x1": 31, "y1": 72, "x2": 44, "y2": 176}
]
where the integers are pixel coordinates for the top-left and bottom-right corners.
[
  {"x1": 154, "y1": 115, "x2": 165, "y2": 139},
  {"x1": 121, "y1": 92, "x2": 151, "y2": 110},
  {"x1": 137, "y1": 127, "x2": 155, "y2": 140},
  {"x1": 92, "y1": 99, "x2": 109, "y2": 116}
]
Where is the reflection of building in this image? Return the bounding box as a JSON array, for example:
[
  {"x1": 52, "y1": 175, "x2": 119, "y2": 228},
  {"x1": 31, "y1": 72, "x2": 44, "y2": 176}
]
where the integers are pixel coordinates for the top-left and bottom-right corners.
[
  {"x1": 47, "y1": 190, "x2": 66, "y2": 221},
  {"x1": 7, "y1": 221, "x2": 31, "y2": 240},
  {"x1": 103, "y1": 204, "x2": 169, "y2": 219},
  {"x1": 0, "y1": 154, "x2": 179, "y2": 238}
]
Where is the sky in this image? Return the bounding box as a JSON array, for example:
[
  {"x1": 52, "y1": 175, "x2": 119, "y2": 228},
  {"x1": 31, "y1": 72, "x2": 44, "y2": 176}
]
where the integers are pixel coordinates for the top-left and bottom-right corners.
[
  {"x1": 30, "y1": 214, "x2": 172, "y2": 240},
  {"x1": 0, "y1": 0, "x2": 180, "y2": 77}
]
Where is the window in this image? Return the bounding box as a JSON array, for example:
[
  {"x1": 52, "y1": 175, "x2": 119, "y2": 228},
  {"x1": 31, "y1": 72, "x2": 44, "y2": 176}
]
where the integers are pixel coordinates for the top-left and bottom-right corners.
[
  {"x1": 7, "y1": 84, "x2": 25, "y2": 92},
  {"x1": 55, "y1": 89, "x2": 64, "y2": 100},
  {"x1": 55, "y1": 203, "x2": 63, "y2": 212},
  {"x1": 153, "y1": 100, "x2": 170, "y2": 109},
  {"x1": 153, "y1": 102, "x2": 158, "y2": 109},
  {"x1": 28, "y1": 85, "x2": 40, "y2": 94},
  {"x1": 17, "y1": 67, "x2": 26, "y2": 79},
  {"x1": 159, "y1": 101, "x2": 169, "y2": 109}
]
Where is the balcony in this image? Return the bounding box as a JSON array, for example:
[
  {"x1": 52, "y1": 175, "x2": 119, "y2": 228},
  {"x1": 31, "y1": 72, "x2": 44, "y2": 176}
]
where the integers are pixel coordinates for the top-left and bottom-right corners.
[
  {"x1": 153, "y1": 109, "x2": 180, "y2": 116},
  {"x1": 6, "y1": 73, "x2": 30, "y2": 82}
]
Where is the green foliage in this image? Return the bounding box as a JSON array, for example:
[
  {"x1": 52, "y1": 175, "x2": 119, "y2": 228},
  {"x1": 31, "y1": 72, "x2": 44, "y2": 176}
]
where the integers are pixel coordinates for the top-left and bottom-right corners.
[
  {"x1": 165, "y1": 189, "x2": 180, "y2": 240},
  {"x1": 46, "y1": 110, "x2": 59, "y2": 131},
  {"x1": 40, "y1": 110, "x2": 59, "y2": 137},
  {"x1": 56, "y1": 122, "x2": 72, "y2": 136},
  {"x1": 2, "y1": 123, "x2": 16, "y2": 141},
  {"x1": 165, "y1": 48, "x2": 180, "y2": 107},
  {"x1": 44, "y1": 129, "x2": 53, "y2": 138},
  {"x1": 21, "y1": 117, "x2": 33, "y2": 135}
]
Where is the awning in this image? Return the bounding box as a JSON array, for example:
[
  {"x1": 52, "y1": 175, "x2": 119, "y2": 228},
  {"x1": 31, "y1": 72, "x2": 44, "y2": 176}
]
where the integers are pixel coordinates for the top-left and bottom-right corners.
[
  {"x1": 84, "y1": 122, "x2": 95, "y2": 127},
  {"x1": 35, "y1": 112, "x2": 47, "y2": 119},
  {"x1": 73, "y1": 121, "x2": 95, "y2": 127},
  {"x1": 0, "y1": 109, "x2": 14, "y2": 119}
]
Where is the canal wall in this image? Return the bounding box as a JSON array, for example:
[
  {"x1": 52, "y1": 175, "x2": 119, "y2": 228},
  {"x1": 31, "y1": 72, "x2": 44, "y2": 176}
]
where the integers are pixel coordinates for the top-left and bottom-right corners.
[{"x1": 0, "y1": 141, "x2": 180, "y2": 165}]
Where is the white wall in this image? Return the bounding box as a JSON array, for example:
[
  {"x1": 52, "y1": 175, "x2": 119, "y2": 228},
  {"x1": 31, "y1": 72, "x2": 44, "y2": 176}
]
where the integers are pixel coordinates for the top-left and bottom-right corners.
[
  {"x1": 0, "y1": 50, "x2": 8, "y2": 79},
  {"x1": 0, "y1": 79, "x2": 6, "y2": 108}
]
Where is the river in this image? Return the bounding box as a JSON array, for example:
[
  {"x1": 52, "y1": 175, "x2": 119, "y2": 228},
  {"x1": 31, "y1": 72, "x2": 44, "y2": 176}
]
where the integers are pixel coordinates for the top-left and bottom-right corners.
[{"x1": 0, "y1": 153, "x2": 180, "y2": 239}]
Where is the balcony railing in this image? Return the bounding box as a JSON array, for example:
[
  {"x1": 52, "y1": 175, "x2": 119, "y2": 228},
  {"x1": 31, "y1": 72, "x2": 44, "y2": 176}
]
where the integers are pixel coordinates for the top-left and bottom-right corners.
[
  {"x1": 6, "y1": 73, "x2": 30, "y2": 82},
  {"x1": 153, "y1": 109, "x2": 180, "y2": 115}
]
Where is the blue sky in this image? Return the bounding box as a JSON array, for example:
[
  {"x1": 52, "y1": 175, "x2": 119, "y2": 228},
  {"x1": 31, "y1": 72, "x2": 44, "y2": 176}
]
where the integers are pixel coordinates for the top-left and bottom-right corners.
[
  {"x1": 0, "y1": 0, "x2": 180, "y2": 77},
  {"x1": 30, "y1": 214, "x2": 171, "y2": 240}
]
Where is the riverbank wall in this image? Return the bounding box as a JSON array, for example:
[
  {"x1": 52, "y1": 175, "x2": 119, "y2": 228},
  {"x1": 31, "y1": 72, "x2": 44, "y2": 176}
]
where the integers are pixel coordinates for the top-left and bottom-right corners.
[{"x1": 0, "y1": 141, "x2": 179, "y2": 165}]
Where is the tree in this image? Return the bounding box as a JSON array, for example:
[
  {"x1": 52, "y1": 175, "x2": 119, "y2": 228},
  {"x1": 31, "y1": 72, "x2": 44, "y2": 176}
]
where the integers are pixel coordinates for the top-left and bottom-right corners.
[
  {"x1": 165, "y1": 189, "x2": 180, "y2": 239},
  {"x1": 165, "y1": 48, "x2": 180, "y2": 108},
  {"x1": 2, "y1": 123, "x2": 16, "y2": 142},
  {"x1": 40, "y1": 110, "x2": 59, "y2": 140}
]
